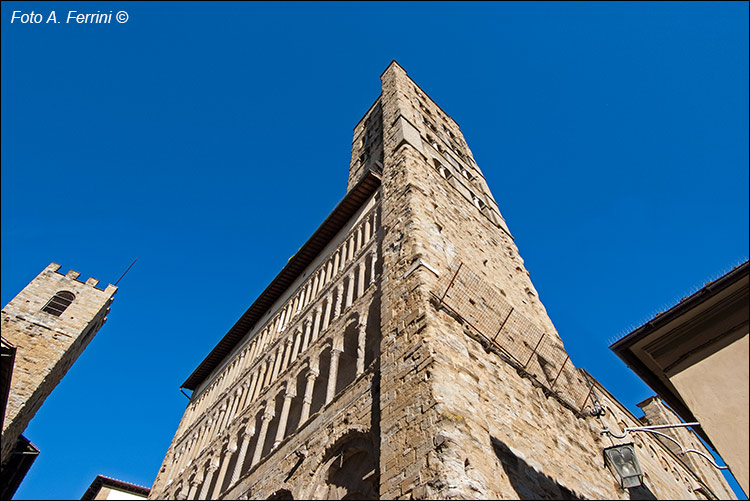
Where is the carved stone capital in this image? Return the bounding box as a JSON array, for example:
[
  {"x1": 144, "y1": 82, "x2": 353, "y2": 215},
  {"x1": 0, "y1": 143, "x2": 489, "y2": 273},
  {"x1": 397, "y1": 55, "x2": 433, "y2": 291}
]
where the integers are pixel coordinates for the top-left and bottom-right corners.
[{"x1": 262, "y1": 407, "x2": 275, "y2": 421}]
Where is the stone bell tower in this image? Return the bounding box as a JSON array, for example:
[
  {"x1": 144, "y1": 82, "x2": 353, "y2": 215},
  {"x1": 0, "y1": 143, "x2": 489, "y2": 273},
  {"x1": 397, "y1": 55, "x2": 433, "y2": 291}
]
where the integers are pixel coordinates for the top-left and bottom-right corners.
[{"x1": 149, "y1": 62, "x2": 735, "y2": 500}]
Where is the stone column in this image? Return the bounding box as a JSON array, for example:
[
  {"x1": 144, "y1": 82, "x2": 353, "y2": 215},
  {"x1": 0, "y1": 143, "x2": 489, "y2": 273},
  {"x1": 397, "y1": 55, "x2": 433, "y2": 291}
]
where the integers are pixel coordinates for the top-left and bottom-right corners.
[
  {"x1": 253, "y1": 363, "x2": 268, "y2": 400},
  {"x1": 270, "y1": 345, "x2": 284, "y2": 382},
  {"x1": 198, "y1": 461, "x2": 218, "y2": 500},
  {"x1": 333, "y1": 249, "x2": 341, "y2": 273},
  {"x1": 356, "y1": 224, "x2": 363, "y2": 253},
  {"x1": 211, "y1": 439, "x2": 236, "y2": 499},
  {"x1": 262, "y1": 356, "x2": 275, "y2": 388},
  {"x1": 339, "y1": 243, "x2": 348, "y2": 271},
  {"x1": 176, "y1": 480, "x2": 190, "y2": 500},
  {"x1": 232, "y1": 386, "x2": 245, "y2": 420},
  {"x1": 219, "y1": 400, "x2": 233, "y2": 430},
  {"x1": 207, "y1": 382, "x2": 217, "y2": 407},
  {"x1": 173, "y1": 446, "x2": 188, "y2": 482},
  {"x1": 369, "y1": 250, "x2": 377, "y2": 285},
  {"x1": 299, "y1": 367, "x2": 319, "y2": 424},
  {"x1": 273, "y1": 386, "x2": 296, "y2": 448},
  {"x1": 187, "y1": 478, "x2": 201, "y2": 500},
  {"x1": 311, "y1": 306, "x2": 322, "y2": 341},
  {"x1": 244, "y1": 372, "x2": 258, "y2": 407},
  {"x1": 237, "y1": 382, "x2": 250, "y2": 413},
  {"x1": 276, "y1": 310, "x2": 286, "y2": 334},
  {"x1": 333, "y1": 285, "x2": 343, "y2": 317},
  {"x1": 357, "y1": 261, "x2": 366, "y2": 297},
  {"x1": 301, "y1": 318, "x2": 312, "y2": 352},
  {"x1": 225, "y1": 392, "x2": 240, "y2": 427},
  {"x1": 345, "y1": 272, "x2": 355, "y2": 307},
  {"x1": 196, "y1": 394, "x2": 207, "y2": 419},
  {"x1": 326, "y1": 348, "x2": 343, "y2": 404},
  {"x1": 248, "y1": 340, "x2": 259, "y2": 365},
  {"x1": 356, "y1": 319, "x2": 368, "y2": 376},
  {"x1": 322, "y1": 296, "x2": 332, "y2": 331},
  {"x1": 250, "y1": 406, "x2": 275, "y2": 467},
  {"x1": 207, "y1": 412, "x2": 221, "y2": 445},
  {"x1": 197, "y1": 420, "x2": 212, "y2": 453},
  {"x1": 167, "y1": 449, "x2": 182, "y2": 485},
  {"x1": 176, "y1": 442, "x2": 191, "y2": 473},
  {"x1": 311, "y1": 272, "x2": 320, "y2": 299},
  {"x1": 258, "y1": 328, "x2": 269, "y2": 354},
  {"x1": 364, "y1": 215, "x2": 372, "y2": 242},
  {"x1": 290, "y1": 327, "x2": 303, "y2": 362},
  {"x1": 230, "y1": 426, "x2": 255, "y2": 486},
  {"x1": 326, "y1": 260, "x2": 333, "y2": 282},
  {"x1": 348, "y1": 236, "x2": 355, "y2": 261},
  {"x1": 281, "y1": 336, "x2": 294, "y2": 372}
]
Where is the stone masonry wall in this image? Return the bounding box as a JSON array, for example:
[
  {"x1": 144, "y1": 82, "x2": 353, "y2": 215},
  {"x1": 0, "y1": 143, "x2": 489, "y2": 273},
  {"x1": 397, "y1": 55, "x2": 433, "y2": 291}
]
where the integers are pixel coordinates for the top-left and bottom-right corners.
[
  {"x1": 375, "y1": 61, "x2": 735, "y2": 500},
  {"x1": 1, "y1": 263, "x2": 116, "y2": 463}
]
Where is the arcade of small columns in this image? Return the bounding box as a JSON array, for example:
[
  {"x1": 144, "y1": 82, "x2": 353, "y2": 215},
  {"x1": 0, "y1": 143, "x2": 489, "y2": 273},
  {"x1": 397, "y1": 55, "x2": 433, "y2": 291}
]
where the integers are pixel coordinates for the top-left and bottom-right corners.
[{"x1": 160, "y1": 204, "x2": 381, "y2": 500}]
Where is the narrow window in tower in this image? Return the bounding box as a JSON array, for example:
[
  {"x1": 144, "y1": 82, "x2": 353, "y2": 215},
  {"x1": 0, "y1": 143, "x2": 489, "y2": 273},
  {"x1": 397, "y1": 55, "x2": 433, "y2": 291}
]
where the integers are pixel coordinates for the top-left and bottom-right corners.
[
  {"x1": 434, "y1": 160, "x2": 451, "y2": 180},
  {"x1": 443, "y1": 150, "x2": 459, "y2": 169},
  {"x1": 41, "y1": 291, "x2": 75, "y2": 317},
  {"x1": 471, "y1": 194, "x2": 486, "y2": 210}
]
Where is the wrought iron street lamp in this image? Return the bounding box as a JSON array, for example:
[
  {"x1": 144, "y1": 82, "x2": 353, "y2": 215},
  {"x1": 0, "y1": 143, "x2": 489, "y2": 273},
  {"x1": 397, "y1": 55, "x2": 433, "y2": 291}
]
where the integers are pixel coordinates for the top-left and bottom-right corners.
[{"x1": 603, "y1": 442, "x2": 643, "y2": 489}]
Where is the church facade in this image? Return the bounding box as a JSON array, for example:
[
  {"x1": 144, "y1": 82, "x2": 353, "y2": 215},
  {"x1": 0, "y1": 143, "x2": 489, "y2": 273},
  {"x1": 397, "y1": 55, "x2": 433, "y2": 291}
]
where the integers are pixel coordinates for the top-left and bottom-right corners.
[{"x1": 149, "y1": 62, "x2": 735, "y2": 500}]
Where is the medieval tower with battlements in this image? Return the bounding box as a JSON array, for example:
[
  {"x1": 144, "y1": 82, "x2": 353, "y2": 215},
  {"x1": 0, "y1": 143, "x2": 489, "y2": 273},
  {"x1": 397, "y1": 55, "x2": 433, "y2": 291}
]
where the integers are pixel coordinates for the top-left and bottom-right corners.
[
  {"x1": 149, "y1": 62, "x2": 735, "y2": 500},
  {"x1": 1, "y1": 263, "x2": 117, "y2": 496}
]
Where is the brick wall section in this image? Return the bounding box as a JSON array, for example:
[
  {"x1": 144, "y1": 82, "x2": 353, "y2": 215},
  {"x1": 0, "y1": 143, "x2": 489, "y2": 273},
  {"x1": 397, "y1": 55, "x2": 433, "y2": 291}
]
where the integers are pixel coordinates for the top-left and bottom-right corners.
[{"x1": 1, "y1": 263, "x2": 116, "y2": 463}]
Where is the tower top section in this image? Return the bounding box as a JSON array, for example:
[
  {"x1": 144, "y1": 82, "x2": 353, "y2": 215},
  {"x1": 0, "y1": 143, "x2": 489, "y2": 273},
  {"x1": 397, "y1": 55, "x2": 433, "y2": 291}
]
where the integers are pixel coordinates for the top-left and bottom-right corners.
[{"x1": 2, "y1": 262, "x2": 117, "y2": 336}]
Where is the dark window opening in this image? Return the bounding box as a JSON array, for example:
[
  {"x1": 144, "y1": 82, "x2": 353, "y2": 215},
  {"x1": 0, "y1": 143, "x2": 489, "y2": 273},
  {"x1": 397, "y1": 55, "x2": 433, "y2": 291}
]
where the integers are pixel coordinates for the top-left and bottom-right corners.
[{"x1": 41, "y1": 291, "x2": 75, "y2": 317}]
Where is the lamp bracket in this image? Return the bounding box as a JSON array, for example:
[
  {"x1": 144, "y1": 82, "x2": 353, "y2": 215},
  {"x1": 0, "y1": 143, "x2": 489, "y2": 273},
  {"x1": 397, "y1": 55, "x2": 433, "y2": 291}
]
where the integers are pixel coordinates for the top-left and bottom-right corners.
[{"x1": 600, "y1": 422, "x2": 729, "y2": 471}]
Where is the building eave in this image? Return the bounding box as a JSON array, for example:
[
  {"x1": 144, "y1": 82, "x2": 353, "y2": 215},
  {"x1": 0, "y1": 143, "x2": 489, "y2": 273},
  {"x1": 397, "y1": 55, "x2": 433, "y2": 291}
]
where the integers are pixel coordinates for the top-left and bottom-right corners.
[
  {"x1": 181, "y1": 170, "x2": 382, "y2": 392},
  {"x1": 610, "y1": 260, "x2": 748, "y2": 353},
  {"x1": 609, "y1": 260, "x2": 749, "y2": 445},
  {"x1": 81, "y1": 475, "x2": 151, "y2": 500}
]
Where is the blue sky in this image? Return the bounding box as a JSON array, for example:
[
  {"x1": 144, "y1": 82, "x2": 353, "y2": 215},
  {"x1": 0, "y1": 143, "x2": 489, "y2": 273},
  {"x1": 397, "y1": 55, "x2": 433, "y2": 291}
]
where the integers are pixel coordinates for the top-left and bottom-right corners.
[{"x1": 2, "y1": 2, "x2": 747, "y2": 499}]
